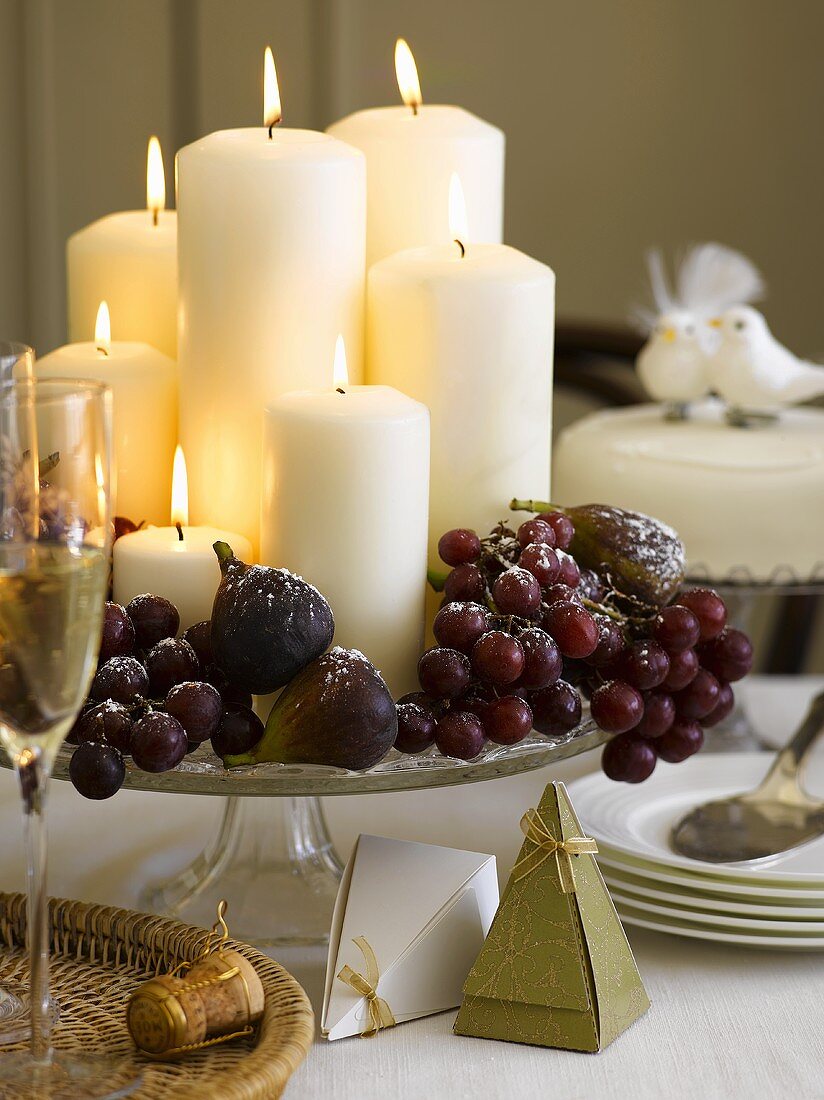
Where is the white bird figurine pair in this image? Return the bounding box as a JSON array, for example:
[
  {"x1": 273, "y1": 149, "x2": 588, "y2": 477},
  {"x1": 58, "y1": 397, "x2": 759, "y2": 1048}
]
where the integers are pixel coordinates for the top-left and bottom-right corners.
[
  {"x1": 635, "y1": 244, "x2": 824, "y2": 422},
  {"x1": 634, "y1": 243, "x2": 765, "y2": 417}
]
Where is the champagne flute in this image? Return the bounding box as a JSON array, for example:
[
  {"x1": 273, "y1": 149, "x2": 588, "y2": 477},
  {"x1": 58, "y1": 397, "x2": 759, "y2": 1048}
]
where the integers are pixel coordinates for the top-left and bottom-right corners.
[
  {"x1": 0, "y1": 378, "x2": 138, "y2": 1096},
  {"x1": 0, "y1": 343, "x2": 34, "y2": 1046}
]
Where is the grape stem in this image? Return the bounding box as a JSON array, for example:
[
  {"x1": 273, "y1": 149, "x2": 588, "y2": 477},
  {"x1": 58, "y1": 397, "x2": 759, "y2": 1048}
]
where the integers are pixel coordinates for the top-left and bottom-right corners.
[{"x1": 510, "y1": 498, "x2": 565, "y2": 515}]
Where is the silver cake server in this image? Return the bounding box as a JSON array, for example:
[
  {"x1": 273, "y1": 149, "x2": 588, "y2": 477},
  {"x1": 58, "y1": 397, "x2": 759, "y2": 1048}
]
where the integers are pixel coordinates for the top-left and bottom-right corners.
[{"x1": 671, "y1": 691, "x2": 824, "y2": 863}]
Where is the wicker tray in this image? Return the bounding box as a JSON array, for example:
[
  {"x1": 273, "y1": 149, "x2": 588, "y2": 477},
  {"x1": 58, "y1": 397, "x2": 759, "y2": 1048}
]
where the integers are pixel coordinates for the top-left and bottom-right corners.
[{"x1": 0, "y1": 893, "x2": 314, "y2": 1099}]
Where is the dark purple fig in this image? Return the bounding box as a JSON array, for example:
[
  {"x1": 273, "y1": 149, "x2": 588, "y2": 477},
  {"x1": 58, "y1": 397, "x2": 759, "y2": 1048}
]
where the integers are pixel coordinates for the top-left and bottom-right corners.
[{"x1": 210, "y1": 542, "x2": 335, "y2": 694}]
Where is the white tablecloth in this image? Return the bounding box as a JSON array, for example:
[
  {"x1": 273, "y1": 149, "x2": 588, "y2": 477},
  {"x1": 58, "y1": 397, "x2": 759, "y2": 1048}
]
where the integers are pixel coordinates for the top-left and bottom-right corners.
[{"x1": 0, "y1": 679, "x2": 822, "y2": 1100}]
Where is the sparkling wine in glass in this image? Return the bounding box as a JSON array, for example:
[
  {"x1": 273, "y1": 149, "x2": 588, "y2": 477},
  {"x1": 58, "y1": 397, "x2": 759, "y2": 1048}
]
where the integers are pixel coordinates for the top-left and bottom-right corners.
[{"x1": 0, "y1": 378, "x2": 139, "y2": 1096}]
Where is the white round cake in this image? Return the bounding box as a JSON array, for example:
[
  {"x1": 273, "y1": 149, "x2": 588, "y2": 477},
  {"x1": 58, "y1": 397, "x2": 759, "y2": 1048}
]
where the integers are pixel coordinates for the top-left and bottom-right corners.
[{"x1": 553, "y1": 399, "x2": 824, "y2": 581}]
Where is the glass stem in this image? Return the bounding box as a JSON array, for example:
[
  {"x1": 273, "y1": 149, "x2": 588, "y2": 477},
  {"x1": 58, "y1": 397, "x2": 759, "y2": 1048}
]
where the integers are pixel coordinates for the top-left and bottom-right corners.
[{"x1": 16, "y1": 745, "x2": 52, "y2": 1066}]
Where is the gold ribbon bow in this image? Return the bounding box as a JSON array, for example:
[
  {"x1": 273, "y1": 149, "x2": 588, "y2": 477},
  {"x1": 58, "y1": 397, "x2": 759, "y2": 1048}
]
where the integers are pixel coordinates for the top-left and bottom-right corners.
[
  {"x1": 336, "y1": 936, "x2": 396, "y2": 1038},
  {"x1": 512, "y1": 808, "x2": 598, "y2": 893}
]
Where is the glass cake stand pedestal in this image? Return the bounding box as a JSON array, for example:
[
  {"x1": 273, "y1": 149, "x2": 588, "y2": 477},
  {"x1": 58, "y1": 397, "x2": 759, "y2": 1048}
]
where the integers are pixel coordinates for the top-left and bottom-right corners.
[
  {"x1": 45, "y1": 724, "x2": 606, "y2": 947},
  {"x1": 687, "y1": 567, "x2": 824, "y2": 753}
]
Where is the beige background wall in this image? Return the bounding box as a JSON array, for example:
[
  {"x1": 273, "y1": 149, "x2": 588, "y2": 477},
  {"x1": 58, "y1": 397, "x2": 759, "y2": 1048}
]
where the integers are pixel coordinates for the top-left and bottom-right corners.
[{"x1": 1, "y1": 0, "x2": 822, "y2": 359}]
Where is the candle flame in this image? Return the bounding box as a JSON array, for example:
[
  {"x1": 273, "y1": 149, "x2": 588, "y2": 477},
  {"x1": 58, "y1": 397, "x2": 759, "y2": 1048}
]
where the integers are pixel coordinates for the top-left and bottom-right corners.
[
  {"x1": 171, "y1": 445, "x2": 189, "y2": 527},
  {"x1": 146, "y1": 135, "x2": 166, "y2": 222},
  {"x1": 448, "y1": 173, "x2": 468, "y2": 249},
  {"x1": 333, "y1": 335, "x2": 348, "y2": 388},
  {"x1": 264, "y1": 46, "x2": 282, "y2": 130},
  {"x1": 395, "y1": 38, "x2": 422, "y2": 112},
  {"x1": 95, "y1": 301, "x2": 111, "y2": 356}
]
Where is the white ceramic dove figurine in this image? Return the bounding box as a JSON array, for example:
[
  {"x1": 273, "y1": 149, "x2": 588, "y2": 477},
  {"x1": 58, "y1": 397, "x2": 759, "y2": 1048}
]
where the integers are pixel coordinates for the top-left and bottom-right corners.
[
  {"x1": 634, "y1": 244, "x2": 765, "y2": 418},
  {"x1": 708, "y1": 305, "x2": 824, "y2": 420}
]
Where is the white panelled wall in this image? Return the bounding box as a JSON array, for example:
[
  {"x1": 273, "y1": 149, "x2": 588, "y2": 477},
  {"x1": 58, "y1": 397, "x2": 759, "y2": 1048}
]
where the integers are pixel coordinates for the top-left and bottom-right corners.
[{"x1": 1, "y1": 0, "x2": 823, "y2": 359}]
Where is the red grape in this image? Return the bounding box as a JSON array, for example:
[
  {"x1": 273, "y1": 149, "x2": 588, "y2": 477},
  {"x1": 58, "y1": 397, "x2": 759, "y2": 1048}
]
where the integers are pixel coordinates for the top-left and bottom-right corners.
[
  {"x1": 492, "y1": 568, "x2": 541, "y2": 616},
  {"x1": 586, "y1": 618, "x2": 625, "y2": 668},
  {"x1": 634, "y1": 692, "x2": 675, "y2": 739},
  {"x1": 542, "y1": 602, "x2": 599, "y2": 659},
  {"x1": 182, "y1": 621, "x2": 213, "y2": 668},
  {"x1": 100, "y1": 602, "x2": 135, "y2": 661},
  {"x1": 538, "y1": 511, "x2": 574, "y2": 549},
  {"x1": 165, "y1": 681, "x2": 223, "y2": 743},
  {"x1": 433, "y1": 602, "x2": 489, "y2": 653},
  {"x1": 418, "y1": 647, "x2": 472, "y2": 699},
  {"x1": 211, "y1": 704, "x2": 264, "y2": 757},
  {"x1": 397, "y1": 691, "x2": 444, "y2": 718},
  {"x1": 619, "y1": 640, "x2": 670, "y2": 691},
  {"x1": 519, "y1": 543, "x2": 561, "y2": 585},
  {"x1": 395, "y1": 702, "x2": 437, "y2": 754},
  {"x1": 656, "y1": 719, "x2": 704, "y2": 762},
  {"x1": 578, "y1": 569, "x2": 607, "y2": 602},
  {"x1": 131, "y1": 712, "x2": 188, "y2": 772},
  {"x1": 484, "y1": 696, "x2": 533, "y2": 745},
  {"x1": 460, "y1": 688, "x2": 494, "y2": 726},
  {"x1": 145, "y1": 639, "x2": 200, "y2": 698},
  {"x1": 435, "y1": 711, "x2": 485, "y2": 760},
  {"x1": 697, "y1": 628, "x2": 753, "y2": 683},
  {"x1": 556, "y1": 551, "x2": 581, "y2": 588},
  {"x1": 676, "y1": 588, "x2": 727, "y2": 640},
  {"x1": 91, "y1": 657, "x2": 149, "y2": 705},
  {"x1": 78, "y1": 701, "x2": 133, "y2": 754},
  {"x1": 530, "y1": 680, "x2": 582, "y2": 736},
  {"x1": 590, "y1": 680, "x2": 644, "y2": 734},
  {"x1": 673, "y1": 668, "x2": 720, "y2": 719},
  {"x1": 204, "y1": 665, "x2": 254, "y2": 710},
  {"x1": 653, "y1": 605, "x2": 701, "y2": 653},
  {"x1": 602, "y1": 734, "x2": 656, "y2": 782},
  {"x1": 444, "y1": 563, "x2": 486, "y2": 602},
  {"x1": 517, "y1": 518, "x2": 556, "y2": 549},
  {"x1": 542, "y1": 584, "x2": 582, "y2": 608},
  {"x1": 126, "y1": 594, "x2": 180, "y2": 649},
  {"x1": 700, "y1": 682, "x2": 734, "y2": 727},
  {"x1": 516, "y1": 628, "x2": 562, "y2": 689},
  {"x1": 471, "y1": 631, "x2": 525, "y2": 685},
  {"x1": 438, "y1": 528, "x2": 482, "y2": 567},
  {"x1": 663, "y1": 647, "x2": 699, "y2": 691},
  {"x1": 69, "y1": 741, "x2": 126, "y2": 800}
]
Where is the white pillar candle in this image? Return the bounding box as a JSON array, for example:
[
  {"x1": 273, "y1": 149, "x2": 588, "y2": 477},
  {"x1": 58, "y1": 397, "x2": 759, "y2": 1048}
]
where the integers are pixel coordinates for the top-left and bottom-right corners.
[
  {"x1": 36, "y1": 302, "x2": 177, "y2": 526},
  {"x1": 113, "y1": 447, "x2": 252, "y2": 631},
  {"x1": 177, "y1": 50, "x2": 366, "y2": 558},
  {"x1": 67, "y1": 138, "x2": 177, "y2": 359},
  {"x1": 261, "y1": 338, "x2": 429, "y2": 697},
  {"x1": 327, "y1": 39, "x2": 504, "y2": 267},
  {"x1": 367, "y1": 178, "x2": 555, "y2": 569}
]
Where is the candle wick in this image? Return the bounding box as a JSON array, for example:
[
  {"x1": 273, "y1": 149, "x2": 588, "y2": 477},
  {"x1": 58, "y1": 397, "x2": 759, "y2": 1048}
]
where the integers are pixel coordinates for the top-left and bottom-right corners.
[
  {"x1": 335, "y1": 387, "x2": 346, "y2": 395},
  {"x1": 176, "y1": 521, "x2": 184, "y2": 542},
  {"x1": 411, "y1": 103, "x2": 419, "y2": 117},
  {"x1": 96, "y1": 346, "x2": 109, "y2": 357},
  {"x1": 152, "y1": 208, "x2": 159, "y2": 228},
  {"x1": 267, "y1": 116, "x2": 281, "y2": 140},
  {"x1": 455, "y1": 239, "x2": 466, "y2": 259}
]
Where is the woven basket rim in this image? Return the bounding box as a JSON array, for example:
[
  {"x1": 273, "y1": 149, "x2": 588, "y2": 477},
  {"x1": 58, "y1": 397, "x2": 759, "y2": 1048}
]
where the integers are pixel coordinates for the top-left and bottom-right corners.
[{"x1": 0, "y1": 891, "x2": 315, "y2": 1100}]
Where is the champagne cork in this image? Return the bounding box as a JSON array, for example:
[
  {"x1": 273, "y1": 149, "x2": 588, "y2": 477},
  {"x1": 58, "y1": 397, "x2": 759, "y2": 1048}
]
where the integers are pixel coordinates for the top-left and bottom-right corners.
[
  {"x1": 127, "y1": 974, "x2": 207, "y2": 1057},
  {"x1": 187, "y1": 948, "x2": 265, "y2": 1035}
]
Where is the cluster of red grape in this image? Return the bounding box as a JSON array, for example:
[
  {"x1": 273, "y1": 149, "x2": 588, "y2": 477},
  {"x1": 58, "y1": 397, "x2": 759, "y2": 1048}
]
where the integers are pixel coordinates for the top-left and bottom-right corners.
[
  {"x1": 68, "y1": 595, "x2": 263, "y2": 799},
  {"x1": 394, "y1": 513, "x2": 753, "y2": 782}
]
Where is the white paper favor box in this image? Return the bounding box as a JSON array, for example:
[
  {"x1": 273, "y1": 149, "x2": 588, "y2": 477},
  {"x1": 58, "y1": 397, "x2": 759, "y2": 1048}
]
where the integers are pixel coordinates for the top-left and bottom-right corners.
[{"x1": 322, "y1": 834, "x2": 499, "y2": 1041}]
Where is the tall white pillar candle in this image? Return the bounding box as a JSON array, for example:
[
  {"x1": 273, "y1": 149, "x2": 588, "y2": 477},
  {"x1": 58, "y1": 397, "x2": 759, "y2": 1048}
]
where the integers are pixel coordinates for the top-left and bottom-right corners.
[
  {"x1": 327, "y1": 40, "x2": 504, "y2": 267},
  {"x1": 261, "y1": 342, "x2": 429, "y2": 697},
  {"x1": 367, "y1": 184, "x2": 554, "y2": 569},
  {"x1": 67, "y1": 138, "x2": 177, "y2": 358},
  {"x1": 36, "y1": 303, "x2": 177, "y2": 525},
  {"x1": 177, "y1": 53, "x2": 366, "y2": 558}
]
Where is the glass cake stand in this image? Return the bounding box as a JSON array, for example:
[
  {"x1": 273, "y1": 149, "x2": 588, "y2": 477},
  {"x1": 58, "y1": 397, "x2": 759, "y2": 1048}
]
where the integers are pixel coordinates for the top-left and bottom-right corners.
[
  {"x1": 37, "y1": 723, "x2": 606, "y2": 947},
  {"x1": 686, "y1": 565, "x2": 824, "y2": 752}
]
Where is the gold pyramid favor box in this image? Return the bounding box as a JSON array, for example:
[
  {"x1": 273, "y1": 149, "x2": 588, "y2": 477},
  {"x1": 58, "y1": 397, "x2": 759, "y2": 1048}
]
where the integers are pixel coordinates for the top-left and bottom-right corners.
[{"x1": 454, "y1": 780, "x2": 650, "y2": 1052}]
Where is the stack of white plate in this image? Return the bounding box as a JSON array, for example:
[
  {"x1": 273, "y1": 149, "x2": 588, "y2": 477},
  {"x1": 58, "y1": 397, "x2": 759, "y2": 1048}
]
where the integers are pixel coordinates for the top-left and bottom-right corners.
[{"x1": 569, "y1": 753, "x2": 824, "y2": 951}]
